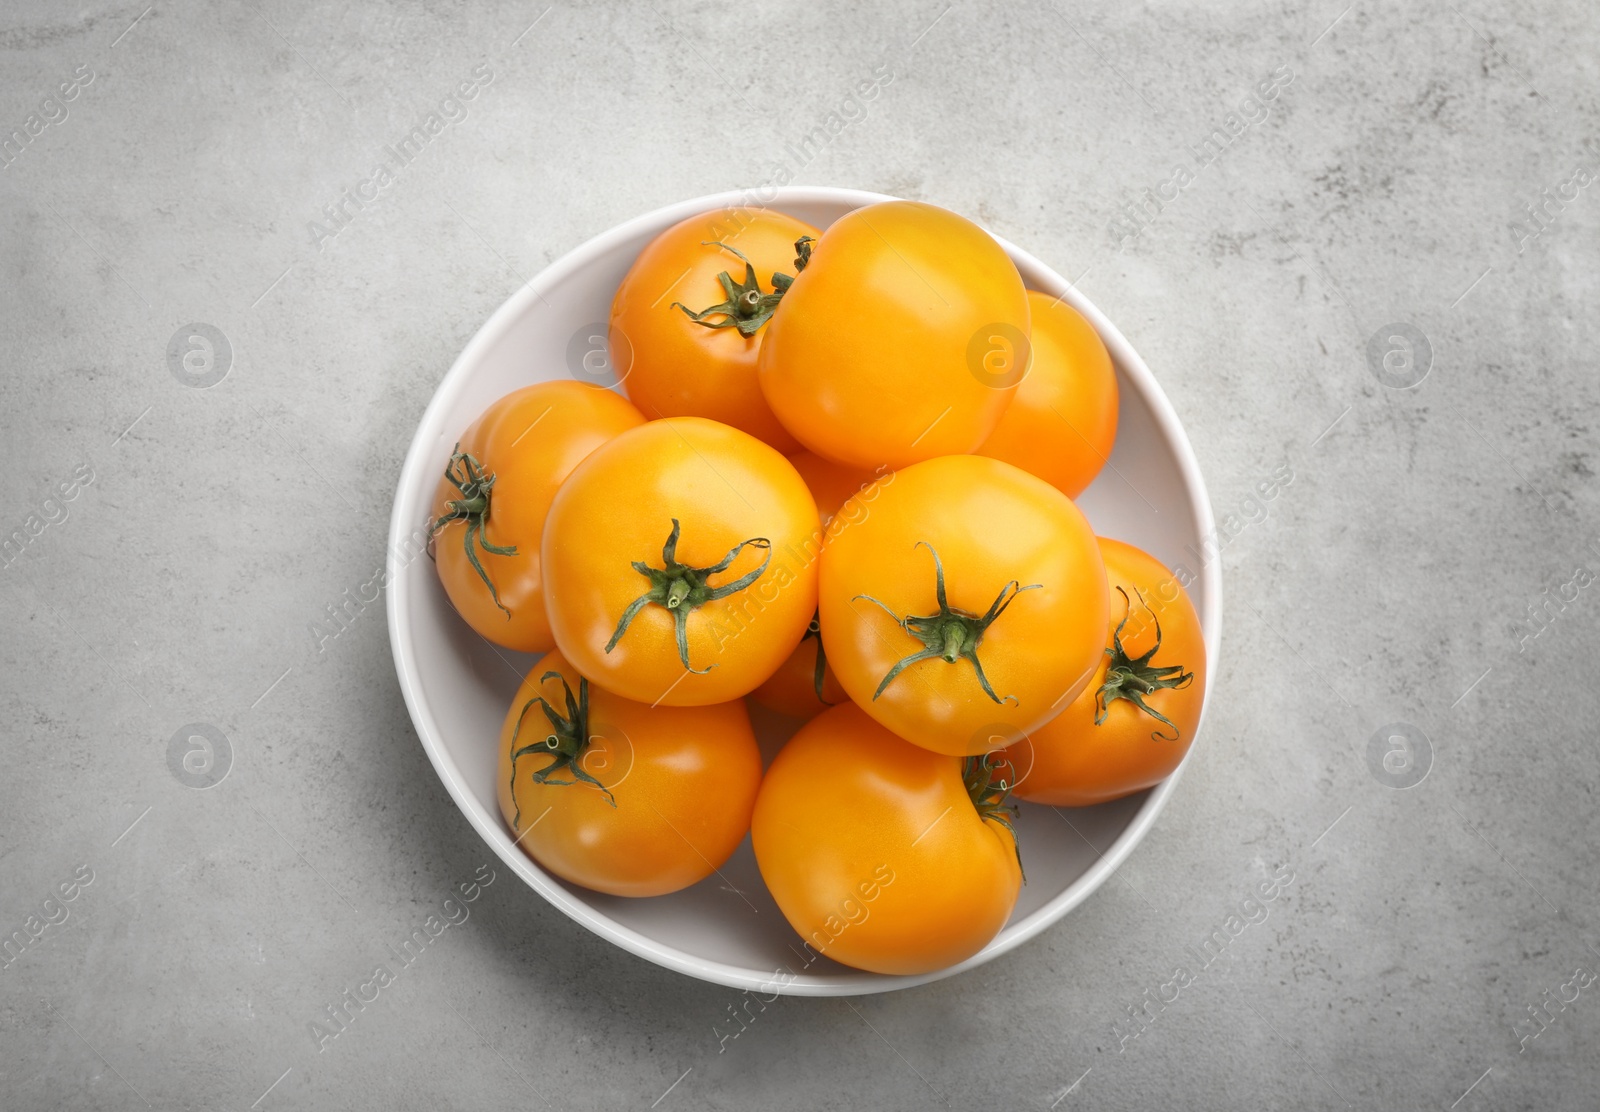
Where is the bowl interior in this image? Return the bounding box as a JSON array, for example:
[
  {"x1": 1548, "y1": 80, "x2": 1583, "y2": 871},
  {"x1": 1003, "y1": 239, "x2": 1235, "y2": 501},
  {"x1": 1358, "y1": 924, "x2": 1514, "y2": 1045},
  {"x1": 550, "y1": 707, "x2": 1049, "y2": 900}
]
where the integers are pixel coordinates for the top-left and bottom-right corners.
[{"x1": 388, "y1": 187, "x2": 1219, "y2": 995}]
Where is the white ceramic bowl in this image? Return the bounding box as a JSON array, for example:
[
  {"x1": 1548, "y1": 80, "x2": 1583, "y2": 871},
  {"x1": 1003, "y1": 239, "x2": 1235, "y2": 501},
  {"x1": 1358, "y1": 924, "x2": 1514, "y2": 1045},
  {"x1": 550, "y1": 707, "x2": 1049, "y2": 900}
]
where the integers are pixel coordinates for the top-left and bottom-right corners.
[{"x1": 387, "y1": 187, "x2": 1220, "y2": 996}]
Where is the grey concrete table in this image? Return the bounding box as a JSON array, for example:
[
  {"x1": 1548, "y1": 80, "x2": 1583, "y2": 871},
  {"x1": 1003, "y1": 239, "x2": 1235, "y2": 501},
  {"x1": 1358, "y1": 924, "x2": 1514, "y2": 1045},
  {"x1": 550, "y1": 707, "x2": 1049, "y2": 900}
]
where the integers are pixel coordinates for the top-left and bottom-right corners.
[{"x1": 3, "y1": 1, "x2": 1596, "y2": 1109}]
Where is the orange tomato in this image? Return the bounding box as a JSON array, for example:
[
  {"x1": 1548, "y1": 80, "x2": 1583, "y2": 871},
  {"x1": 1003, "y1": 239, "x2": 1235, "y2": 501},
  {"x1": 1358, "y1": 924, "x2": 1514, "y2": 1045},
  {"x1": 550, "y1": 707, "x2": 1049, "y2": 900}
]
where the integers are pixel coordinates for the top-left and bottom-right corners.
[
  {"x1": 752, "y1": 702, "x2": 1021, "y2": 975},
  {"x1": 542, "y1": 417, "x2": 820, "y2": 706},
  {"x1": 976, "y1": 291, "x2": 1118, "y2": 499},
  {"x1": 786, "y1": 450, "x2": 877, "y2": 523},
  {"x1": 749, "y1": 611, "x2": 848, "y2": 718},
  {"x1": 431, "y1": 381, "x2": 645, "y2": 652},
  {"x1": 757, "y1": 200, "x2": 1030, "y2": 470},
  {"x1": 497, "y1": 650, "x2": 762, "y2": 896},
  {"x1": 748, "y1": 451, "x2": 874, "y2": 719},
  {"x1": 611, "y1": 209, "x2": 819, "y2": 451},
  {"x1": 819, "y1": 454, "x2": 1107, "y2": 756},
  {"x1": 1007, "y1": 538, "x2": 1206, "y2": 806}
]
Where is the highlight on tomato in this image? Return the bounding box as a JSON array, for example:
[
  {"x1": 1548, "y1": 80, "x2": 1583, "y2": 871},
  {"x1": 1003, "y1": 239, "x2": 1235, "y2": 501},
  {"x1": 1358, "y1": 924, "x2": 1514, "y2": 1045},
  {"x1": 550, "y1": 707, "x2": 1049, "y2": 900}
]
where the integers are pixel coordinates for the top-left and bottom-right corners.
[
  {"x1": 541, "y1": 416, "x2": 821, "y2": 706},
  {"x1": 819, "y1": 454, "x2": 1107, "y2": 756},
  {"x1": 751, "y1": 702, "x2": 1022, "y2": 975},
  {"x1": 976, "y1": 291, "x2": 1118, "y2": 499},
  {"x1": 1005, "y1": 537, "x2": 1206, "y2": 807},
  {"x1": 430, "y1": 380, "x2": 645, "y2": 652},
  {"x1": 757, "y1": 200, "x2": 1030, "y2": 470},
  {"x1": 610, "y1": 208, "x2": 820, "y2": 451},
  {"x1": 496, "y1": 649, "x2": 762, "y2": 897}
]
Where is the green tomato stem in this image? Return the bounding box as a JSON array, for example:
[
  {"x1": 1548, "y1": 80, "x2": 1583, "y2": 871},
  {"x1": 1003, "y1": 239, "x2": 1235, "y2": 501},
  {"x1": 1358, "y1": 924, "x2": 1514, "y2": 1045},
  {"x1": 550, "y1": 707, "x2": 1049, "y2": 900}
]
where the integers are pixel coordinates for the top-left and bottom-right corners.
[
  {"x1": 506, "y1": 672, "x2": 614, "y2": 825},
  {"x1": 604, "y1": 518, "x2": 772, "y2": 673},
  {"x1": 431, "y1": 444, "x2": 517, "y2": 618},
  {"x1": 1095, "y1": 587, "x2": 1195, "y2": 741},
  {"x1": 854, "y1": 542, "x2": 1041, "y2": 705}
]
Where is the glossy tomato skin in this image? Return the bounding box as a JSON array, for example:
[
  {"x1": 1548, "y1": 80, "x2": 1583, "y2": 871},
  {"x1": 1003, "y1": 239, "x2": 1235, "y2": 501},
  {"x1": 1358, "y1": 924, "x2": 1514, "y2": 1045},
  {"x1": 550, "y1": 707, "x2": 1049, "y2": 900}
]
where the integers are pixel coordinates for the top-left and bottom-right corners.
[
  {"x1": 757, "y1": 201, "x2": 1030, "y2": 470},
  {"x1": 1007, "y1": 538, "x2": 1207, "y2": 807},
  {"x1": 611, "y1": 209, "x2": 819, "y2": 452},
  {"x1": 497, "y1": 650, "x2": 762, "y2": 897},
  {"x1": 542, "y1": 417, "x2": 820, "y2": 706},
  {"x1": 976, "y1": 291, "x2": 1118, "y2": 499},
  {"x1": 432, "y1": 381, "x2": 645, "y2": 652},
  {"x1": 819, "y1": 454, "x2": 1107, "y2": 756},
  {"x1": 748, "y1": 451, "x2": 875, "y2": 719},
  {"x1": 752, "y1": 702, "x2": 1021, "y2": 975}
]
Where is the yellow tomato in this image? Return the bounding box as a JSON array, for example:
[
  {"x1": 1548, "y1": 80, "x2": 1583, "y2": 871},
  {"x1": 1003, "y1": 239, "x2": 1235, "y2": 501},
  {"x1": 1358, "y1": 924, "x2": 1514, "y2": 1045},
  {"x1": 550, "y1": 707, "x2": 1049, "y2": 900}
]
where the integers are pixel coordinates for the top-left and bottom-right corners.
[
  {"x1": 611, "y1": 209, "x2": 819, "y2": 451},
  {"x1": 757, "y1": 200, "x2": 1030, "y2": 469},
  {"x1": 976, "y1": 291, "x2": 1118, "y2": 499},
  {"x1": 431, "y1": 381, "x2": 645, "y2": 651},
  {"x1": 497, "y1": 650, "x2": 762, "y2": 897},
  {"x1": 542, "y1": 417, "x2": 820, "y2": 706},
  {"x1": 752, "y1": 702, "x2": 1021, "y2": 975},
  {"x1": 819, "y1": 455, "x2": 1107, "y2": 756},
  {"x1": 1008, "y1": 538, "x2": 1206, "y2": 806}
]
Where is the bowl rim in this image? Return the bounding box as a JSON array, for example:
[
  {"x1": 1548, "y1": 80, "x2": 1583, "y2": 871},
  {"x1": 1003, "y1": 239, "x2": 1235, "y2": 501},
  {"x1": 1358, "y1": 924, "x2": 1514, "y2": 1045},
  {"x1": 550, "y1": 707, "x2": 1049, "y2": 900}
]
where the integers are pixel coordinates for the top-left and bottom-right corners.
[{"x1": 386, "y1": 185, "x2": 1222, "y2": 996}]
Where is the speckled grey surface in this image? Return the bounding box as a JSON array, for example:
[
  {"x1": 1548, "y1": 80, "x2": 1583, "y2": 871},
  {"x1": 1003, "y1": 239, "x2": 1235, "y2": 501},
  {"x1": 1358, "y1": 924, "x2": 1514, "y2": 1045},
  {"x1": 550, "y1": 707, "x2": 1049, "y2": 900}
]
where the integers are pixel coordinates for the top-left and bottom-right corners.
[{"x1": 3, "y1": 1, "x2": 1598, "y2": 1109}]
